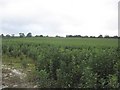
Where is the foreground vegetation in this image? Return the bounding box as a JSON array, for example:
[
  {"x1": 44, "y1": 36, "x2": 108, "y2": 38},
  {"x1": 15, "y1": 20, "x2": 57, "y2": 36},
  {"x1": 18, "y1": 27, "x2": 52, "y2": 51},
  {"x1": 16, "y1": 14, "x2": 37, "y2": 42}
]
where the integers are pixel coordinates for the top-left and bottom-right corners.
[{"x1": 2, "y1": 37, "x2": 120, "y2": 88}]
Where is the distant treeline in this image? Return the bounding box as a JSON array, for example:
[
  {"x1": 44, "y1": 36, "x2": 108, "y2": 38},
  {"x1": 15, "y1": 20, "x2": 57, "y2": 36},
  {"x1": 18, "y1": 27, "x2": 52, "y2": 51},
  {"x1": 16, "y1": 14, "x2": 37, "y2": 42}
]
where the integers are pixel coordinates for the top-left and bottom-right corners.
[
  {"x1": 66, "y1": 35, "x2": 119, "y2": 38},
  {"x1": 0, "y1": 32, "x2": 119, "y2": 39}
]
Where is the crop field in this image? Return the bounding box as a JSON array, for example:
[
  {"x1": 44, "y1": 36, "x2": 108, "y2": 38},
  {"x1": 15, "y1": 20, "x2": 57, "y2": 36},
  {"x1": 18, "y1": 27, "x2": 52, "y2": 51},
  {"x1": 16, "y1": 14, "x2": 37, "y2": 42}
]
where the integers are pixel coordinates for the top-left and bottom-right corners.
[
  {"x1": 2, "y1": 37, "x2": 120, "y2": 88},
  {"x1": 2, "y1": 37, "x2": 118, "y2": 47}
]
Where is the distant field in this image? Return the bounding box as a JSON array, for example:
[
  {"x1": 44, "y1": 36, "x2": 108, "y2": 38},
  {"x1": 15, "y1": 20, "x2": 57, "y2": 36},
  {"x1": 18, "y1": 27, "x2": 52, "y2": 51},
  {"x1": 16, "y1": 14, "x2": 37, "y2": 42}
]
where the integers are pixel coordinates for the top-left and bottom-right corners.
[{"x1": 2, "y1": 37, "x2": 118, "y2": 47}]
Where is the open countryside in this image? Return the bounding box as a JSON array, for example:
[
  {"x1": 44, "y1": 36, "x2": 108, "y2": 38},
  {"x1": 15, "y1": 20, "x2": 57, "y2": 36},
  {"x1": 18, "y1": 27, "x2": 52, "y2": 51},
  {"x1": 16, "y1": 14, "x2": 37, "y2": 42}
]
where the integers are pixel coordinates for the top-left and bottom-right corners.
[{"x1": 2, "y1": 35, "x2": 120, "y2": 88}]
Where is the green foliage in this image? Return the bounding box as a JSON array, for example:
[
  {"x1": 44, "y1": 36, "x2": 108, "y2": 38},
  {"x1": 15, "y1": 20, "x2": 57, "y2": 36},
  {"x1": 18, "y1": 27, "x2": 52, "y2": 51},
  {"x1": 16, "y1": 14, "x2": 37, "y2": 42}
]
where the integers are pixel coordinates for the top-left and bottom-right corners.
[
  {"x1": 38, "y1": 70, "x2": 49, "y2": 88},
  {"x1": 21, "y1": 59, "x2": 28, "y2": 69},
  {"x1": 26, "y1": 32, "x2": 32, "y2": 37},
  {"x1": 108, "y1": 74, "x2": 118, "y2": 88},
  {"x1": 2, "y1": 37, "x2": 119, "y2": 88}
]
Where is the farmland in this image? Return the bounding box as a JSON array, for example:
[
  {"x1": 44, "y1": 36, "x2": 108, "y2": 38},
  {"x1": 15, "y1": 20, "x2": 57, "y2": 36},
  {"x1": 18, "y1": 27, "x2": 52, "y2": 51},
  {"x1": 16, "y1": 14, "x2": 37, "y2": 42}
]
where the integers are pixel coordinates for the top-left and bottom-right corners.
[{"x1": 2, "y1": 37, "x2": 120, "y2": 88}]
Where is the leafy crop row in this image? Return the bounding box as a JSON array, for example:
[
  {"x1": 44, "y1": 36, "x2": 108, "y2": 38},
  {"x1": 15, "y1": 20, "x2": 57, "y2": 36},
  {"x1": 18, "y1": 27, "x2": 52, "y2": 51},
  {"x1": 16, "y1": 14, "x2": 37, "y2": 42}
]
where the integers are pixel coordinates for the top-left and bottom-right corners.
[{"x1": 2, "y1": 38, "x2": 120, "y2": 88}]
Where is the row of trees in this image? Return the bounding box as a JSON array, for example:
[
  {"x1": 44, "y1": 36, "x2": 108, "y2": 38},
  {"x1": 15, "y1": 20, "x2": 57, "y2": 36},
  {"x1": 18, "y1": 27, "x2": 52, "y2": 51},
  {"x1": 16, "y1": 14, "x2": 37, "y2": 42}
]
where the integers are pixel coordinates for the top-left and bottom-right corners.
[
  {"x1": 0, "y1": 33, "x2": 119, "y2": 38},
  {"x1": 1, "y1": 33, "x2": 32, "y2": 38},
  {"x1": 66, "y1": 35, "x2": 119, "y2": 38},
  {"x1": 1, "y1": 33, "x2": 47, "y2": 38}
]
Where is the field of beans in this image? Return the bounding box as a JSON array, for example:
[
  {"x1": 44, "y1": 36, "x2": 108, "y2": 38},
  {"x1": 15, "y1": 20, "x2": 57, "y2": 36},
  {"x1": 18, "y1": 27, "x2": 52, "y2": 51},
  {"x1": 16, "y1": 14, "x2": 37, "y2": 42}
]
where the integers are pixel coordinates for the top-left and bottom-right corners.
[{"x1": 2, "y1": 37, "x2": 120, "y2": 88}]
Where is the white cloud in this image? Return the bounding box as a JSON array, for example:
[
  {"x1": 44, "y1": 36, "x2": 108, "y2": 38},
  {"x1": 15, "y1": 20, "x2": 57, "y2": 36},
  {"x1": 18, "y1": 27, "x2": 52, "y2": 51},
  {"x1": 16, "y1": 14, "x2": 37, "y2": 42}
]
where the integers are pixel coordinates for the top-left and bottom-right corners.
[{"x1": 0, "y1": 0, "x2": 119, "y2": 36}]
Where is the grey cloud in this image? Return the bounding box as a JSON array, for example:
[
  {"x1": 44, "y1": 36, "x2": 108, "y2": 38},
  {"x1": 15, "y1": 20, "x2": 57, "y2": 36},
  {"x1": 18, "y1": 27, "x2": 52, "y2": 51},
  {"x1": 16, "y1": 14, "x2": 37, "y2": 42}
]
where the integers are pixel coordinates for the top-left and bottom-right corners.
[
  {"x1": 0, "y1": 0, "x2": 118, "y2": 36},
  {"x1": 1, "y1": 16, "x2": 64, "y2": 36}
]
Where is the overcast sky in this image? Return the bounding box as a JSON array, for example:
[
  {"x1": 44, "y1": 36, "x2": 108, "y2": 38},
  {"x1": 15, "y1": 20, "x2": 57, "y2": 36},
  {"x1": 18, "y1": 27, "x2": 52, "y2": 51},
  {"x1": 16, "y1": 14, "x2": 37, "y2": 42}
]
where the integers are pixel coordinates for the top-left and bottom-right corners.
[{"x1": 0, "y1": 0, "x2": 119, "y2": 37}]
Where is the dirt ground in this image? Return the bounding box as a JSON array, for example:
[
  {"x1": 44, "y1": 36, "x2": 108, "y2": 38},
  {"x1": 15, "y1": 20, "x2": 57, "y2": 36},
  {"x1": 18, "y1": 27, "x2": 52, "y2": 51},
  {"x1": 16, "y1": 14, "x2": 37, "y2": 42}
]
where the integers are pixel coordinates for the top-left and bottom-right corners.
[{"x1": 2, "y1": 64, "x2": 38, "y2": 88}]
